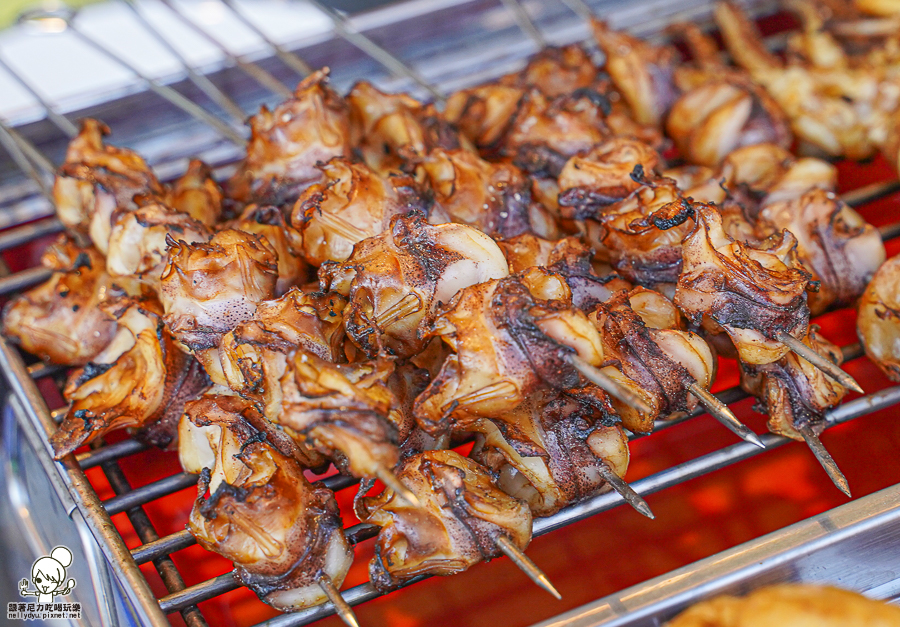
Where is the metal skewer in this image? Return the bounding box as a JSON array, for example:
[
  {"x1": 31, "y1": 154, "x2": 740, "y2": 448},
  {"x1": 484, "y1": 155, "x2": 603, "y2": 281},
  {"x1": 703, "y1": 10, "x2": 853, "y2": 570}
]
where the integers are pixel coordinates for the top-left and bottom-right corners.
[
  {"x1": 688, "y1": 382, "x2": 765, "y2": 449},
  {"x1": 317, "y1": 573, "x2": 361, "y2": 627},
  {"x1": 775, "y1": 331, "x2": 864, "y2": 394},
  {"x1": 494, "y1": 534, "x2": 562, "y2": 600},
  {"x1": 796, "y1": 422, "x2": 851, "y2": 497},
  {"x1": 596, "y1": 462, "x2": 655, "y2": 519},
  {"x1": 374, "y1": 466, "x2": 422, "y2": 508},
  {"x1": 568, "y1": 355, "x2": 654, "y2": 415}
]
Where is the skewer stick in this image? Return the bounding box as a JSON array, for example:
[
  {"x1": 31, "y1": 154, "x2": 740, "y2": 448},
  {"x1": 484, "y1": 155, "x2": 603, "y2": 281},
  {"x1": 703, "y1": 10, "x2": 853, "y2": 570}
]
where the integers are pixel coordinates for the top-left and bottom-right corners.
[
  {"x1": 596, "y1": 462, "x2": 655, "y2": 519},
  {"x1": 317, "y1": 573, "x2": 361, "y2": 627},
  {"x1": 688, "y1": 382, "x2": 765, "y2": 449},
  {"x1": 568, "y1": 355, "x2": 654, "y2": 415},
  {"x1": 494, "y1": 534, "x2": 562, "y2": 600},
  {"x1": 375, "y1": 466, "x2": 422, "y2": 508},
  {"x1": 775, "y1": 331, "x2": 864, "y2": 394},
  {"x1": 796, "y1": 423, "x2": 851, "y2": 498}
]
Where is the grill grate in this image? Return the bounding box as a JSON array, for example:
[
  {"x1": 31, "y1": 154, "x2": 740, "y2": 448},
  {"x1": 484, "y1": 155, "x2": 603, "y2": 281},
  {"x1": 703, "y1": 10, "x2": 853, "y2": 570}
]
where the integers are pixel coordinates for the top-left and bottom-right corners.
[{"x1": 0, "y1": 1, "x2": 899, "y2": 626}]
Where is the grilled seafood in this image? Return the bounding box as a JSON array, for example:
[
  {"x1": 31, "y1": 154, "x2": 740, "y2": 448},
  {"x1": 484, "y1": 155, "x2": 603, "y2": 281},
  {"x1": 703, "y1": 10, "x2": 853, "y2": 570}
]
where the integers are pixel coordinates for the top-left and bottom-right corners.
[
  {"x1": 226, "y1": 69, "x2": 351, "y2": 206},
  {"x1": 557, "y1": 137, "x2": 662, "y2": 210},
  {"x1": 589, "y1": 289, "x2": 715, "y2": 433},
  {"x1": 714, "y1": 1, "x2": 883, "y2": 159},
  {"x1": 277, "y1": 350, "x2": 411, "y2": 480},
  {"x1": 53, "y1": 119, "x2": 164, "y2": 252},
  {"x1": 165, "y1": 159, "x2": 223, "y2": 227},
  {"x1": 181, "y1": 395, "x2": 352, "y2": 611},
  {"x1": 498, "y1": 233, "x2": 632, "y2": 310},
  {"x1": 227, "y1": 204, "x2": 306, "y2": 295},
  {"x1": 675, "y1": 202, "x2": 813, "y2": 365},
  {"x1": 419, "y1": 148, "x2": 557, "y2": 239},
  {"x1": 666, "y1": 584, "x2": 900, "y2": 627},
  {"x1": 320, "y1": 214, "x2": 509, "y2": 359},
  {"x1": 857, "y1": 254, "x2": 900, "y2": 380},
  {"x1": 2, "y1": 237, "x2": 125, "y2": 365},
  {"x1": 106, "y1": 203, "x2": 210, "y2": 281},
  {"x1": 219, "y1": 288, "x2": 347, "y2": 422},
  {"x1": 589, "y1": 177, "x2": 697, "y2": 287},
  {"x1": 51, "y1": 298, "x2": 209, "y2": 458},
  {"x1": 470, "y1": 388, "x2": 630, "y2": 516},
  {"x1": 499, "y1": 44, "x2": 602, "y2": 97},
  {"x1": 347, "y1": 81, "x2": 464, "y2": 175},
  {"x1": 740, "y1": 325, "x2": 847, "y2": 440},
  {"x1": 159, "y1": 229, "x2": 278, "y2": 375},
  {"x1": 355, "y1": 449, "x2": 532, "y2": 591},
  {"x1": 414, "y1": 269, "x2": 616, "y2": 434},
  {"x1": 292, "y1": 158, "x2": 426, "y2": 266},
  {"x1": 592, "y1": 19, "x2": 679, "y2": 127},
  {"x1": 756, "y1": 189, "x2": 884, "y2": 314}
]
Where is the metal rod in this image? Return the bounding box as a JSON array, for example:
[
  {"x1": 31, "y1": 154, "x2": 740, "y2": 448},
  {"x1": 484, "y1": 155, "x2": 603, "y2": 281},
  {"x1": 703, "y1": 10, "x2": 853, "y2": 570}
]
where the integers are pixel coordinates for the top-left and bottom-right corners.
[
  {"x1": 103, "y1": 472, "x2": 200, "y2": 516},
  {"x1": 75, "y1": 439, "x2": 148, "y2": 469},
  {"x1": 775, "y1": 331, "x2": 865, "y2": 394},
  {"x1": 0, "y1": 120, "x2": 56, "y2": 175},
  {"x1": 796, "y1": 422, "x2": 851, "y2": 497},
  {"x1": 568, "y1": 354, "x2": 654, "y2": 415},
  {"x1": 120, "y1": 0, "x2": 248, "y2": 125},
  {"x1": 157, "y1": 0, "x2": 294, "y2": 99},
  {"x1": 500, "y1": 0, "x2": 547, "y2": 48},
  {"x1": 558, "y1": 0, "x2": 595, "y2": 24},
  {"x1": 494, "y1": 534, "x2": 562, "y2": 600},
  {"x1": 66, "y1": 22, "x2": 246, "y2": 145},
  {"x1": 0, "y1": 266, "x2": 52, "y2": 296},
  {"x1": 0, "y1": 217, "x2": 65, "y2": 252},
  {"x1": 158, "y1": 573, "x2": 239, "y2": 614},
  {"x1": 688, "y1": 382, "x2": 765, "y2": 448},
  {"x1": 27, "y1": 362, "x2": 65, "y2": 380},
  {"x1": 596, "y1": 462, "x2": 654, "y2": 519},
  {"x1": 132, "y1": 529, "x2": 196, "y2": 565},
  {"x1": 303, "y1": 0, "x2": 445, "y2": 103},
  {"x1": 220, "y1": 0, "x2": 313, "y2": 77},
  {"x1": 317, "y1": 574, "x2": 361, "y2": 627},
  {"x1": 99, "y1": 451, "x2": 208, "y2": 626},
  {"x1": 0, "y1": 123, "x2": 53, "y2": 200},
  {"x1": 0, "y1": 340, "x2": 171, "y2": 626},
  {"x1": 0, "y1": 54, "x2": 78, "y2": 137}
]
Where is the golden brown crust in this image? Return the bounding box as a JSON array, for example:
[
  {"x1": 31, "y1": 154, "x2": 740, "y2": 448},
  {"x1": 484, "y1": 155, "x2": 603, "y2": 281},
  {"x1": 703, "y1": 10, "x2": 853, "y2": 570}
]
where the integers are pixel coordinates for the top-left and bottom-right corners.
[{"x1": 666, "y1": 584, "x2": 900, "y2": 626}]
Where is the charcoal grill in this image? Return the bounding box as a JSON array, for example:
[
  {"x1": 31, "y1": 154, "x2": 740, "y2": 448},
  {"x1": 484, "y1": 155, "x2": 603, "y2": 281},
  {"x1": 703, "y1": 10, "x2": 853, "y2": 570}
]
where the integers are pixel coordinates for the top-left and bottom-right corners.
[{"x1": 0, "y1": 1, "x2": 899, "y2": 626}]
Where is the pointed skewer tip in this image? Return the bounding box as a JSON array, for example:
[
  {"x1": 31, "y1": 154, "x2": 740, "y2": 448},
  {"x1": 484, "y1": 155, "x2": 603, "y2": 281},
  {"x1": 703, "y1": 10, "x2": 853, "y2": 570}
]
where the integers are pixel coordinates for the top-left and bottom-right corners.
[
  {"x1": 775, "y1": 331, "x2": 864, "y2": 394},
  {"x1": 597, "y1": 463, "x2": 655, "y2": 519},
  {"x1": 797, "y1": 424, "x2": 852, "y2": 498},
  {"x1": 317, "y1": 574, "x2": 361, "y2": 627},
  {"x1": 688, "y1": 382, "x2": 765, "y2": 449},
  {"x1": 495, "y1": 535, "x2": 562, "y2": 600}
]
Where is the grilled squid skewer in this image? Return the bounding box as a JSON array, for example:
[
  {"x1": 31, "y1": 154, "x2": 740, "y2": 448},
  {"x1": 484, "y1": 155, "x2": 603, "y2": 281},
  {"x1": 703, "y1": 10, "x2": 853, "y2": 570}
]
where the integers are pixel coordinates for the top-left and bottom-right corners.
[
  {"x1": 356, "y1": 449, "x2": 559, "y2": 598},
  {"x1": 180, "y1": 394, "x2": 354, "y2": 615},
  {"x1": 740, "y1": 326, "x2": 851, "y2": 495}
]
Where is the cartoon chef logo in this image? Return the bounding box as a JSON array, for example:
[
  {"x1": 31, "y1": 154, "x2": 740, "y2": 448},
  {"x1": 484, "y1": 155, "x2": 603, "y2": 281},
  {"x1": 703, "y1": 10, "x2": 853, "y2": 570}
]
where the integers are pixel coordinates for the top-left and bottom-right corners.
[{"x1": 19, "y1": 546, "x2": 76, "y2": 603}]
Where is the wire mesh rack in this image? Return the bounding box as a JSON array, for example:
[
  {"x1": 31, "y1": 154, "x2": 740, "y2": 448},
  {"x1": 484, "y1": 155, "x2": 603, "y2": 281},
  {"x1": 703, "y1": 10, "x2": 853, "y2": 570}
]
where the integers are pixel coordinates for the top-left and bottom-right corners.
[{"x1": 1, "y1": 1, "x2": 899, "y2": 626}]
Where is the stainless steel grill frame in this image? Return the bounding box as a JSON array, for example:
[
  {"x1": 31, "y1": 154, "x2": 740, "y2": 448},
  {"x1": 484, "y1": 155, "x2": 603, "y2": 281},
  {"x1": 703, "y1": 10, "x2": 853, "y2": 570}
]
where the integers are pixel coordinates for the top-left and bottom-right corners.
[{"x1": 1, "y1": 1, "x2": 899, "y2": 626}]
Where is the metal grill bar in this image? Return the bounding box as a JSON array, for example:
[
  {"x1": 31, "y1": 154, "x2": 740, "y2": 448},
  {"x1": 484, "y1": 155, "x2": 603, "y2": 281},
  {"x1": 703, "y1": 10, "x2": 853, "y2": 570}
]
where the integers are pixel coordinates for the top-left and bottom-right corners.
[
  {"x1": 220, "y1": 0, "x2": 314, "y2": 78},
  {"x1": 65, "y1": 20, "x2": 246, "y2": 145},
  {"x1": 76, "y1": 439, "x2": 148, "y2": 469},
  {"x1": 303, "y1": 0, "x2": 445, "y2": 103},
  {"x1": 500, "y1": 0, "x2": 547, "y2": 48},
  {"x1": 0, "y1": 3, "x2": 898, "y2": 626},
  {"x1": 157, "y1": 0, "x2": 294, "y2": 100},
  {"x1": 120, "y1": 0, "x2": 249, "y2": 125},
  {"x1": 103, "y1": 472, "x2": 200, "y2": 516},
  {"x1": 99, "y1": 451, "x2": 208, "y2": 627},
  {"x1": 0, "y1": 53, "x2": 78, "y2": 138}
]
